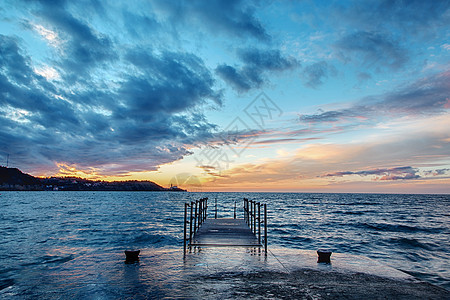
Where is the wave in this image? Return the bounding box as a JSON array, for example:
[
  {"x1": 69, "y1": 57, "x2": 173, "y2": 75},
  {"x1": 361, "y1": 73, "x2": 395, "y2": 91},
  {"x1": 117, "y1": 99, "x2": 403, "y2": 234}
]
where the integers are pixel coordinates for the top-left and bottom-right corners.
[
  {"x1": 386, "y1": 237, "x2": 437, "y2": 251},
  {"x1": 20, "y1": 254, "x2": 74, "y2": 267},
  {"x1": 130, "y1": 232, "x2": 178, "y2": 247},
  {"x1": 360, "y1": 222, "x2": 443, "y2": 234},
  {"x1": 332, "y1": 210, "x2": 366, "y2": 215},
  {"x1": 283, "y1": 236, "x2": 313, "y2": 244},
  {"x1": 0, "y1": 278, "x2": 14, "y2": 291},
  {"x1": 339, "y1": 202, "x2": 381, "y2": 206}
]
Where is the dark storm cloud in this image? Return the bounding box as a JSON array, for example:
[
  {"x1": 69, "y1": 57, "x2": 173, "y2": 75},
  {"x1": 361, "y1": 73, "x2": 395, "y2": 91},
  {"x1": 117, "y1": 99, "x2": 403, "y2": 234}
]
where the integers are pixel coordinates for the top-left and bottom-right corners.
[
  {"x1": 237, "y1": 48, "x2": 298, "y2": 70},
  {"x1": 0, "y1": 35, "x2": 33, "y2": 85},
  {"x1": 0, "y1": 35, "x2": 80, "y2": 130},
  {"x1": 323, "y1": 166, "x2": 421, "y2": 180},
  {"x1": 329, "y1": 1, "x2": 449, "y2": 76},
  {"x1": 380, "y1": 72, "x2": 450, "y2": 114},
  {"x1": 153, "y1": 0, "x2": 270, "y2": 41},
  {"x1": 43, "y1": 10, "x2": 116, "y2": 81},
  {"x1": 302, "y1": 61, "x2": 336, "y2": 88},
  {"x1": 300, "y1": 109, "x2": 356, "y2": 123},
  {"x1": 122, "y1": 48, "x2": 222, "y2": 116},
  {"x1": 0, "y1": 6, "x2": 223, "y2": 175},
  {"x1": 122, "y1": 10, "x2": 160, "y2": 39},
  {"x1": 334, "y1": 31, "x2": 408, "y2": 71},
  {"x1": 215, "y1": 64, "x2": 254, "y2": 93},
  {"x1": 337, "y1": 0, "x2": 450, "y2": 39},
  {"x1": 299, "y1": 71, "x2": 450, "y2": 123},
  {"x1": 216, "y1": 48, "x2": 299, "y2": 92}
]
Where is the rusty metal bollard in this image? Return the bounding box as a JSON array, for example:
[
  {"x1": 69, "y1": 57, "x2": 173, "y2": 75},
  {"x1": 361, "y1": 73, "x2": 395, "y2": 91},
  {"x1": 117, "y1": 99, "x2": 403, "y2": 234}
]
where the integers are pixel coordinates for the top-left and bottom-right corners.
[
  {"x1": 124, "y1": 250, "x2": 140, "y2": 263},
  {"x1": 317, "y1": 249, "x2": 332, "y2": 263}
]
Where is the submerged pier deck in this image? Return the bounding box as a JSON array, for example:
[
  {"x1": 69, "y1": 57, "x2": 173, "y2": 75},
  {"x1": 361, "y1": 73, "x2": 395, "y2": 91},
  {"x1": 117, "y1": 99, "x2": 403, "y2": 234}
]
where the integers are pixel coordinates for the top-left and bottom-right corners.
[
  {"x1": 190, "y1": 218, "x2": 261, "y2": 247},
  {"x1": 184, "y1": 198, "x2": 267, "y2": 252}
]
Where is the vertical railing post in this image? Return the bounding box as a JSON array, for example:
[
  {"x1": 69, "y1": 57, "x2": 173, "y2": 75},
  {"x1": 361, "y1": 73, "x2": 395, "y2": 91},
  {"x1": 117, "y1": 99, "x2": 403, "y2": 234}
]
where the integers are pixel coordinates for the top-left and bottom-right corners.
[
  {"x1": 189, "y1": 201, "x2": 193, "y2": 244},
  {"x1": 194, "y1": 200, "x2": 198, "y2": 232},
  {"x1": 197, "y1": 200, "x2": 200, "y2": 231},
  {"x1": 184, "y1": 202, "x2": 188, "y2": 254},
  {"x1": 246, "y1": 199, "x2": 248, "y2": 223},
  {"x1": 253, "y1": 201, "x2": 256, "y2": 235},
  {"x1": 264, "y1": 203, "x2": 267, "y2": 254},
  {"x1": 253, "y1": 200, "x2": 255, "y2": 233},
  {"x1": 243, "y1": 198, "x2": 246, "y2": 223},
  {"x1": 215, "y1": 198, "x2": 217, "y2": 219},
  {"x1": 206, "y1": 198, "x2": 208, "y2": 220},
  {"x1": 248, "y1": 199, "x2": 250, "y2": 226},
  {"x1": 247, "y1": 199, "x2": 249, "y2": 224},
  {"x1": 198, "y1": 200, "x2": 202, "y2": 226},
  {"x1": 198, "y1": 199, "x2": 203, "y2": 228},
  {"x1": 249, "y1": 200, "x2": 253, "y2": 232},
  {"x1": 245, "y1": 198, "x2": 248, "y2": 224},
  {"x1": 258, "y1": 203, "x2": 261, "y2": 244},
  {"x1": 204, "y1": 198, "x2": 207, "y2": 221},
  {"x1": 247, "y1": 200, "x2": 250, "y2": 227}
]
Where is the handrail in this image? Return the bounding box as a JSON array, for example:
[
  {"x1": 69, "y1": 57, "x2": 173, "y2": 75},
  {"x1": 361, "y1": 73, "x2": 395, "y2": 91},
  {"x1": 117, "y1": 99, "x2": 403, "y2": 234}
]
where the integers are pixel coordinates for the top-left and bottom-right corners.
[
  {"x1": 184, "y1": 197, "x2": 208, "y2": 254},
  {"x1": 243, "y1": 198, "x2": 267, "y2": 253}
]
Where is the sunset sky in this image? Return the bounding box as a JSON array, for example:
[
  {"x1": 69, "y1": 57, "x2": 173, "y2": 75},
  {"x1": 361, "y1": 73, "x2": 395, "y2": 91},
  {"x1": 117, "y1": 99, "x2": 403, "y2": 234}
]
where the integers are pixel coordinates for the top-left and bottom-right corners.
[{"x1": 1, "y1": 0, "x2": 449, "y2": 193}]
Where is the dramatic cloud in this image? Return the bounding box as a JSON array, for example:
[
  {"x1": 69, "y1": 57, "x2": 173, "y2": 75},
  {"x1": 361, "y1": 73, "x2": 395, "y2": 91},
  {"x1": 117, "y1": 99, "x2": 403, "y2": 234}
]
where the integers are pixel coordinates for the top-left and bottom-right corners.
[
  {"x1": 328, "y1": 1, "x2": 449, "y2": 78},
  {"x1": 204, "y1": 129, "x2": 449, "y2": 191},
  {"x1": 336, "y1": 0, "x2": 450, "y2": 40},
  {"x1": 121, "y1": 9, "x2": 160, "y2": 39},
  {"x1": 302, "y1": 61, "x2": 336, "y2": 88},
  {"x1": 323, "y1": 166, "x2": 421, "y2": 181},
  {"x1": 299, "y1": 71, "x2": 450, "y2": 124},
  {"x1": 0, "y1": 8, "x2": 222, "y2": 175},
  {"x1": 216, "y1": 48, "x2": 298, "y2": 92},
  {"x1": 121, "y1": 48, "x2": 222, "y2": 115},
  {"x1": 237, "y1": 48, "x2": 298, "y2": 70},
  {"x1": 0, "y1": 35, "x2": 34, "y2": 85},
  {"x1": 1, "y1": 1, "x2": 449, "y2": 192},
  {"x1": 425, "y1": 169, "x2": 450, "y2": 176},
  {"x1": 31, "y1": 3, "x2": 117, "y2": 82},
  {"x1": 152, "y1": 0, "x2": 270, "y2": 41},
  {"x1": 252, "y1": 137, "x2": 320, "y2": 145},
  {"x1": 215, "y1": 64, "x2": 259, "y2": 93},
  {"x1": 334, "y1": 31, "x2": 408, "y2": 71}
]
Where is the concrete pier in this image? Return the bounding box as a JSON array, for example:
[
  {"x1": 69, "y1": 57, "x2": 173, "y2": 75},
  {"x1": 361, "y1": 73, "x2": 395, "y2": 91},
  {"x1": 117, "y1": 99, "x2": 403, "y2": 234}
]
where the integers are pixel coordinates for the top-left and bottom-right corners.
[
  {"x1": 189, "y1": 218, "x2": 261, "y2": 247},
  {"x1": 4, "y1": 247, "x2": 447, "y2": 299},
  {"x1": 182, "y1": 247, "x2": 449, "y2": 299}
]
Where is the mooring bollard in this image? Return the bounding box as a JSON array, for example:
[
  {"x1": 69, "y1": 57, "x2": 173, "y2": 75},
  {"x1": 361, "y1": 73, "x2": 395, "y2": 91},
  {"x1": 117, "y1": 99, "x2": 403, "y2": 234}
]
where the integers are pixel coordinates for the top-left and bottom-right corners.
[
  {"x1": 317, "y1": 249, "x2": 332, "y2": 263},
  {"x1": 124, "y1": 250, "x2": 140, "y2": 263}
]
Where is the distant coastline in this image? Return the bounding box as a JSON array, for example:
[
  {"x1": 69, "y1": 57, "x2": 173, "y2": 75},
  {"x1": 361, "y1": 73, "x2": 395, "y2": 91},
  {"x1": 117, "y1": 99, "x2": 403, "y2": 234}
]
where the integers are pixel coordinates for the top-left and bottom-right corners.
[{"x1": 0, "y1": 166, "x2": 186, "y2": 192}]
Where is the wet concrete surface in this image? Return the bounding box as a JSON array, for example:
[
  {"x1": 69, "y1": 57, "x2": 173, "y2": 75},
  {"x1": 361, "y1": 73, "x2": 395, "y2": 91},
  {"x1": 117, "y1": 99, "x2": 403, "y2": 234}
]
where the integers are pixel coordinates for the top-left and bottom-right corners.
[
  {"x1": 190, "y1": 218, "x2": 261, "y2": 247},
  {"x1": 1, "y1": 247, "x2": 448, "y2": 299},
  {"x1": 180, "y1": 247, "x2": 448, "y2": 299}
]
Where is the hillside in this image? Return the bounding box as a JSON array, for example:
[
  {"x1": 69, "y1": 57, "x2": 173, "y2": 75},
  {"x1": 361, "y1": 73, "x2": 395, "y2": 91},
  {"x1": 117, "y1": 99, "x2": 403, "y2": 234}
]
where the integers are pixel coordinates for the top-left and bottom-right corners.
[{"x1": 0, "y1": 167, "x2": 185, "y2": 191}]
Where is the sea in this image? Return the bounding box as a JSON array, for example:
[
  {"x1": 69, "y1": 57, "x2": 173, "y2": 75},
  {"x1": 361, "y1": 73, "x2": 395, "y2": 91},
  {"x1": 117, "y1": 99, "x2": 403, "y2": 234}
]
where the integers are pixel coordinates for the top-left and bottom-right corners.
[{"x1": 0, "y1": 191, "x2": 448, "y2": 297}]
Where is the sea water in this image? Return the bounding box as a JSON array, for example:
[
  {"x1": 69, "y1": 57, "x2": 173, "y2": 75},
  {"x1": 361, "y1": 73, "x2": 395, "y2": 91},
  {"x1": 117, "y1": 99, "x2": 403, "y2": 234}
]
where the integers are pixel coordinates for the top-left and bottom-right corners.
[{"x1": 0, "y1": 191, "x2": 448, "y2": 295}]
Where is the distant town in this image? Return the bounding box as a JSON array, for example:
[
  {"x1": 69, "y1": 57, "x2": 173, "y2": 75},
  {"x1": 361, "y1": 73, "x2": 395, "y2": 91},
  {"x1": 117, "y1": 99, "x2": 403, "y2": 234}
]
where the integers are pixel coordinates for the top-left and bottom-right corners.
[{"x1": 0, "y1": 166, "x2": 186, "y2": 192}]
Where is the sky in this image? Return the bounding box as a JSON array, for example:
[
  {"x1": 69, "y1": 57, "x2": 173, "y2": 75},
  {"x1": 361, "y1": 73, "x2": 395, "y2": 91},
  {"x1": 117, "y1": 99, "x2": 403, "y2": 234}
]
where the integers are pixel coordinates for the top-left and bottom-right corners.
[{"x1": 0, "y1": 0, "x2": 449, "y2": 193}]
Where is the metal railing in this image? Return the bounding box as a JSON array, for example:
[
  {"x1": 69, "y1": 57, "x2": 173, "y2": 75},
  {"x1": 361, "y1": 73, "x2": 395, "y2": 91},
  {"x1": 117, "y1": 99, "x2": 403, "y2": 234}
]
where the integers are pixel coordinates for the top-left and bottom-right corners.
[
  {"x1": 184, "y1": 197, "x2": 208, "y2": 253},
  {"x1": 213, "y1": 198, "x2": 237, "y2": 219},
  {"x1": 243, "y1": 198, "x2": 267, "y2": 252}
]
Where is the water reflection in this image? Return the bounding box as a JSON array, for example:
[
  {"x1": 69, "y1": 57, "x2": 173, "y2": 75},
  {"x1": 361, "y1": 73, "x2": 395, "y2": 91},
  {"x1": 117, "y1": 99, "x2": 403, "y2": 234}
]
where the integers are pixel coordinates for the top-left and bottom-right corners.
[{"x1": 0, "y1": 191, "x2": 448, "y2": 292}]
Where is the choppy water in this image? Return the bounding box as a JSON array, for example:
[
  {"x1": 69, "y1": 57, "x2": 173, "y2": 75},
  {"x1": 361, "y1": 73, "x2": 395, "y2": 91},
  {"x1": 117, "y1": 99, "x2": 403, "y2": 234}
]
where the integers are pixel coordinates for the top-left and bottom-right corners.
[{"x1": 0, "y1": 191, "x2": 448, "y2": 295}]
